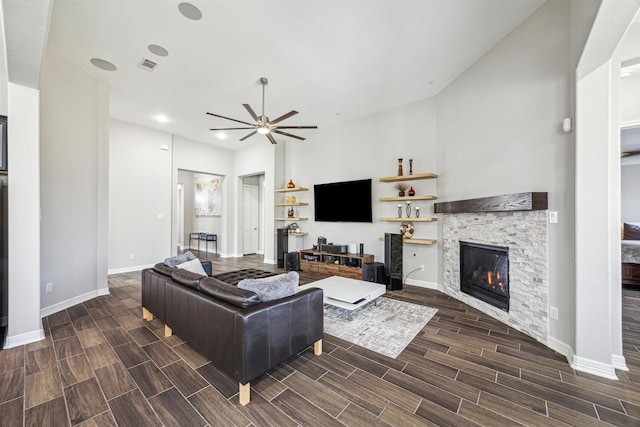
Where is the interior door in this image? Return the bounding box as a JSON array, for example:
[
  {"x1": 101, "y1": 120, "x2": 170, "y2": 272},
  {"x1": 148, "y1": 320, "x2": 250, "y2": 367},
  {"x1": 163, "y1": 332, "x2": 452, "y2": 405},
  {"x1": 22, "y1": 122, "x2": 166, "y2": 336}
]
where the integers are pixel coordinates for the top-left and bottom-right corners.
[{"x1": 243, "y1": 185, "x2": 259, "y2": 255}]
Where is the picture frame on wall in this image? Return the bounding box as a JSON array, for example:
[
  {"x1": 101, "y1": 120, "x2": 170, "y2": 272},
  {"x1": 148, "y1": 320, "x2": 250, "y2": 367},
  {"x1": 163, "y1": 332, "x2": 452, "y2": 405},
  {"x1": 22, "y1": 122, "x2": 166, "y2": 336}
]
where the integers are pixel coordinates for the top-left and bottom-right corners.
[{"x1": 0, "y1": 116, "x2": 6, "y2": 172}]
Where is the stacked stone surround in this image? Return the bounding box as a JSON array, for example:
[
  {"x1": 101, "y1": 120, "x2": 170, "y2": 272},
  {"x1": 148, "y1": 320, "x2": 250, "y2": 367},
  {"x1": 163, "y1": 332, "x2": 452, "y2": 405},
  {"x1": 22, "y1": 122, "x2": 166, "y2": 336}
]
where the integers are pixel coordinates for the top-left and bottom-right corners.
[{"x1": 441, "y1": 211, "x2": 549, "y2": 343}]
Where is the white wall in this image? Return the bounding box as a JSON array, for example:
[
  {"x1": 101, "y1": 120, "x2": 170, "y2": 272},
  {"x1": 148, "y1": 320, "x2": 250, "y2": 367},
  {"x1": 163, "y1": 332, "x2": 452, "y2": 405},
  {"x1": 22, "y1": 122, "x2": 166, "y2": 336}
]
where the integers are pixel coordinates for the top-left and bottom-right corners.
[
  {"x1": 622, "y1": 164, "x2": 640, "y2": 223},
  {"x1": 436, "y1": 1, "x2": 576, "y2": 346},
  {"x1": 40, "y1": 47, "x2": 110, "y2": 312},
  {"x1": 109, "y1": 120, "x2": 172, "y2": 271},
  {"x1": 287, "y1": 98, "x2": 438, "y2": 286},
  {"x1": 621, "y1": 76, "x2": 640, "y2": 125}
]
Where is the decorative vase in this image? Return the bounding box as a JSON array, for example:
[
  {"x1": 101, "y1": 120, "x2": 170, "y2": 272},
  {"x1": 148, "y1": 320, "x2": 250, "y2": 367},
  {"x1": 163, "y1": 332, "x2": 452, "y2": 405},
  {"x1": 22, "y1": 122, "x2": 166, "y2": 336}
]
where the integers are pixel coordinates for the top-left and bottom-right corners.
[
  {"x1": 400, "y1": 223, "x2": 414, "y2": 239},
  {"x1": 397, "y1": 158, "x2": 403, "y2": 176},
  {"x1": 406, "y1": 201, "x2": 412, "y2": 218},
  {"x1": 288, "y1": 207, "x2": 294, "y2": 218},
  {"x1": 397, "y1": 204, "x2": 402, "y2": 218},
  {"x1": 415, "y1": 207, "x2": 421, "y2": 218},
  {"x1": 287, "y1": 179, "x2": 295, "y2": 188},
  {"x1": 398, "y1": 190, "x2": 405, "y2": 197},
  {"x1": 408, "y1": 186, "x2": 415, "y2": 197},
  {"x1": 409, "y1": 159, "x2": 413, "y2": 175}
]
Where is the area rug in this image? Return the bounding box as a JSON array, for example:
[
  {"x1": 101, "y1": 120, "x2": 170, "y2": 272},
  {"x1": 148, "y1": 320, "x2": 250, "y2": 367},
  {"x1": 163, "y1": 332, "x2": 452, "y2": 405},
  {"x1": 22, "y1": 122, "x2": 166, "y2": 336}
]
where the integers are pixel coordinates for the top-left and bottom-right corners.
[{"x1": 323, "y1": 297, "x2": 438, "y2": 358}]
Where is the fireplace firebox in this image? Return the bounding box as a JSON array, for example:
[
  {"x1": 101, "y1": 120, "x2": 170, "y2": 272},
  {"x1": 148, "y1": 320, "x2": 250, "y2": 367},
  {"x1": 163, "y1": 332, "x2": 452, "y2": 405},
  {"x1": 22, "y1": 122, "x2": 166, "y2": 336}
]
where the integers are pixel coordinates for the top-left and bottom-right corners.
[{"x1": 460, "y1": 241, "x2": 509, "y2": 311}]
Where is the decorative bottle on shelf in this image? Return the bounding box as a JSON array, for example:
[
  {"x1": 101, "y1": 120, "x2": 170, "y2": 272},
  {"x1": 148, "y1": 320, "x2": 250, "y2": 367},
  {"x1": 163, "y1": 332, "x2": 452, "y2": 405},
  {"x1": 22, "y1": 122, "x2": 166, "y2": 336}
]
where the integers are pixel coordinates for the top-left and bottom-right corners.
[
  {"x1": 406, "y1": 201, "x2": 412, "y2": 218},
  {"x1": 409, "y1": 159, "x2": 413, "y2": 175},
  {"x1": 408, "y1": 186, "x2": 415, "y2": 197},
  {"x1": 397, "y1": 204, "x2": 402, "y2": 218},
  {"x1": 397, "y1": 158, "x2": 403, "y2": 176},
  {"x1": 287, "y1": 179, "x2": 295, "y2": 188}
]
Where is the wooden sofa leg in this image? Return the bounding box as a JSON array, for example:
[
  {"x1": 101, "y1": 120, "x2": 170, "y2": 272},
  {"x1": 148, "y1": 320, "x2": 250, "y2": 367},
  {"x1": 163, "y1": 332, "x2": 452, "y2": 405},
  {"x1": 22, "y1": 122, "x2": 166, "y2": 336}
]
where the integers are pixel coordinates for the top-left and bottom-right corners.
[
  {"x1": 314, "y1": 339, "x2": 322, "y2": 356},
  {"x1": 164, "y1": 325, "x2": 172, "y2": 337},
  {"x1": 239, "y1": 382, "x2": 250, "y2": 406},
  {"x1": 142, "y1": 307, "x2": 153, "y2": 321}
]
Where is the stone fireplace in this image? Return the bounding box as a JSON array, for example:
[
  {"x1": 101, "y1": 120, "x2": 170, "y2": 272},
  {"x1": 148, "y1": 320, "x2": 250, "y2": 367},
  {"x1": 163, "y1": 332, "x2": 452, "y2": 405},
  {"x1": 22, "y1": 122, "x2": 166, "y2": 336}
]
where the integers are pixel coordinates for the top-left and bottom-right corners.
[{"x1": 435, "y1": 193, "x2": 549, "y2": 343}]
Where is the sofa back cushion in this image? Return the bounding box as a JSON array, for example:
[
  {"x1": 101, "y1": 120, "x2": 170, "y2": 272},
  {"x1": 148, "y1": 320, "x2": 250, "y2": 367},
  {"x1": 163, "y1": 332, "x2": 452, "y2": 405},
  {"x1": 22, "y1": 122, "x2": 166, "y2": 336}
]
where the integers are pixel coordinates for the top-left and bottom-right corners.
[
  {"x1": 237, "y1": 271, "x2": 299, "y2": 302},
  {"x1": 199, "y1": 277, "x2": 261, "y2": 308},
  {"x1": 171, "y1": 269, "x2": 204, "y2": 289},
  {"x1": 153, "y1": 262, "x2": 175, "y2": 277}
]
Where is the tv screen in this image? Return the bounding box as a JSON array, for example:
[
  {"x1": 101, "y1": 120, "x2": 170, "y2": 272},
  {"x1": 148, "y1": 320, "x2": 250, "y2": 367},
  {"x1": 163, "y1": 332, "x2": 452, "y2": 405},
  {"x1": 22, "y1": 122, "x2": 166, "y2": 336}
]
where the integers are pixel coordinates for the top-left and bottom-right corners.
[{"x1": 314, "y1": 179, "x2": 372, "y2": 222}]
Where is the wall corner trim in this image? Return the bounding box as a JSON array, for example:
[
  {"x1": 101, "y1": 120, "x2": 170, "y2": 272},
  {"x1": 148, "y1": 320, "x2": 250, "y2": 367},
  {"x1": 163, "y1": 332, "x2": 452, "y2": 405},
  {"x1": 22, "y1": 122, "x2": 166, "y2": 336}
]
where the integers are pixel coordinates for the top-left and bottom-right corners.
[
  {"x1": 4, "y1": 328, "x2": 45, "y2": 349},
  {"x1": 612, "y1": 354, "x2": 629, "y2": 372}
]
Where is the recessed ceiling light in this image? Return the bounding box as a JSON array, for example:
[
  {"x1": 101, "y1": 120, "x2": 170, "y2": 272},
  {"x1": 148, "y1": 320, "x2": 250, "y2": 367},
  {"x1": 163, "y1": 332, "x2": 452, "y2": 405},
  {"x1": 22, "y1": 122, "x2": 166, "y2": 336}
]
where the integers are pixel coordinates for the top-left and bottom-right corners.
[
  {"x1": 154, "y1": 114, "x2": 169, "y2": 123},
  {"x1": 148, "y1": 44, "x2": 169, "y2": 57},
  {"x1": 178, "y1": 2, "x2": 202, "y2": 20},
  {"x1": 90, "y1": 58, "x2": 117, "y2": 71},
  {"x1": 215, "y1": 132, "x2": 228, "y2": 140}
]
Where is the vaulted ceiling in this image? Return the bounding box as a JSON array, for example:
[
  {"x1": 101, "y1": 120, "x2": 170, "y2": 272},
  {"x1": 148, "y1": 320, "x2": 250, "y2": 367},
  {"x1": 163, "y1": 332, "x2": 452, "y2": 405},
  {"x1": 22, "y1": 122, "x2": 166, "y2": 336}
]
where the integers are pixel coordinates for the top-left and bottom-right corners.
[{"x1": 44, "y1": 1, "x2": 549, "y2": 149}]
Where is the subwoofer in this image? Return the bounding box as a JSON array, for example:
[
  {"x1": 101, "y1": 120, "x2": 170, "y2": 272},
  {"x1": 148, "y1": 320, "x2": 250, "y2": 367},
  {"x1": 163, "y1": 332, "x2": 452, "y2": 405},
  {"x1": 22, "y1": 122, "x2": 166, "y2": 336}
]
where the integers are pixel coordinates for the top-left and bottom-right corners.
[
  {"x1": 285, "y1": 252, "x2": 299, "y2": 271},
  {"x1": 363, "y1": 262, "x2": 385, "y2": 284},
  {"x1": 276, "y1": 228, "x2": 288, "y2": 268},
  {"x1": 384, "y1": 233, "x2": 403, "y2": 290}
]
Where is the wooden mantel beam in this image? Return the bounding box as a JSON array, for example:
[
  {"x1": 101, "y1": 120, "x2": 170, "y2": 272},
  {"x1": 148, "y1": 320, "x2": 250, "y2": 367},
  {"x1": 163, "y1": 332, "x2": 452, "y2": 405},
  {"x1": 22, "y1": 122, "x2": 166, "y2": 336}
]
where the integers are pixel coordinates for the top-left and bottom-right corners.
[{"x1": 434, "y1": 192, "x2": 548, "y2": 214}]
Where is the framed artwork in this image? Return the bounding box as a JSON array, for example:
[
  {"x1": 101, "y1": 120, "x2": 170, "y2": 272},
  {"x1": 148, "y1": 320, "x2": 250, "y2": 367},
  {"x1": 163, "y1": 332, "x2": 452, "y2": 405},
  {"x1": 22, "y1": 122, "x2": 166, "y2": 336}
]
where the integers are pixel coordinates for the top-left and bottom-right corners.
[
  {"x1": 0, "y1": 116, "x2": 6, "y2": 172},
  {"x1": 195, "y1": 175, "x2": 222, "y2": 216}
]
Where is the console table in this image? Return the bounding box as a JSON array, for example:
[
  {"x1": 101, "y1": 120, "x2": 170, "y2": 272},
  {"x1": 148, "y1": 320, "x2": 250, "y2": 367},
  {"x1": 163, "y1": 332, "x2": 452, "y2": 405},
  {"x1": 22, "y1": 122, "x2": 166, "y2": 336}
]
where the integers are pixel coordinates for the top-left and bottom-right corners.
[
  {"x1": 299, "y1": 249, "x2": 374, "y2": 280},
  {"x1": 189, "y1": 232, "x2": 217, "y2": 255}
]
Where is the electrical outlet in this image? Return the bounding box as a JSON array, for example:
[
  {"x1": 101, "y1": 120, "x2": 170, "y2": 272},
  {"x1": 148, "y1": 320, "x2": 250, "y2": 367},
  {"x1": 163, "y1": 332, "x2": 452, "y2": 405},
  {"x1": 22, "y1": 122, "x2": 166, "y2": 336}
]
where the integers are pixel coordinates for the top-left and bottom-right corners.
[
  {"x1": 45, "y1": 282, "x2": 53, "y2": 293},
  {"x1": 549, "y1": 211, "x2": 558, "y2": 223},
  {"x1": 419, "y1": 265, "x2": 425, "y2": 271},
  {"x1": 412, "y1": 252, "x2": 417, "y2": 257},
  {"x1": 550, "y1": 306, "x2": 558, "y2": 320},
  {"x1": 129, "y1": 253, "x2": 136, "y2": 260}
]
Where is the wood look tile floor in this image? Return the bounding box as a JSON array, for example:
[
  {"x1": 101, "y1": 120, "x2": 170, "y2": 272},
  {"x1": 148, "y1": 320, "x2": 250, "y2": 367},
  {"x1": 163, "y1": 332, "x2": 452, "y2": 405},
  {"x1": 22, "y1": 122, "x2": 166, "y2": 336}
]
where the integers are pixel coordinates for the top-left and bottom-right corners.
[{"x1": 2, "y1": 253, "x2": 640, "y2": 425}]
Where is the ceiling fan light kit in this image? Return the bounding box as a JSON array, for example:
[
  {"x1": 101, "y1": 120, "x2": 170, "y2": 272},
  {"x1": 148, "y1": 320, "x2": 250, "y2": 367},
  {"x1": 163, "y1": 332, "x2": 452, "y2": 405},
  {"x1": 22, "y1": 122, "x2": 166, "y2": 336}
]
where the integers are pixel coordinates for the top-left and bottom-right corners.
[{"x1": 207, "y1": 77, "x2": 317, "y2": 144}]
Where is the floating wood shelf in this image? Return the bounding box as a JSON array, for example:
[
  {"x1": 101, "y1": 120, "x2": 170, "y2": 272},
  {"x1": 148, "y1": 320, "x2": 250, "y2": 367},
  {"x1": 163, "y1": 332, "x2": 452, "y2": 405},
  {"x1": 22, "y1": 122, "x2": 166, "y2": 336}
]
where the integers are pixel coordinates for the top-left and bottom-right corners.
[
  {"x1": 378, "y1": 237, "x2": 437, "y2": 245},
  {"x1": 275, "y1": 202, "x2": 309, "y2": 207},
  {"x1": 275, "y1": 217, "x2": 308, "y2": 221},
  {"x1": 379, "y1": 173, "x2": 437, "y2": 183},
  {"x1": 275, "y1": 187, "x2": 308, "y2": 193},
  {"x1": 379, "y1": 195, "x2": 437, "y2": 202},
  {"x1": 434, "y1": 192, "x2": 548, "y2": 214},
  {"x1": 379, "y1": 217, "x2": 437, "y2": 222},
  {"x1": 274, "y1": 231, "x2": 309, "y2": 236}
]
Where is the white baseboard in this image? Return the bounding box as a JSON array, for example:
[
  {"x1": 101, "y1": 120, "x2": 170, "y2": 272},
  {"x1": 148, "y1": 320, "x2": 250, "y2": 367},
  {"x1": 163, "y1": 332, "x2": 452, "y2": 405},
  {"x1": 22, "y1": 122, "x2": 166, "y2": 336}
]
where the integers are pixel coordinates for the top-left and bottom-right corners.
[
  {"x1": 571, "y1": 355, "x2": 618, "y2": 380},
  {"x1": 40, "y1": 288, "x2": 110, "y2": 318},
  {"x1": 264, "y1": 258, "x2": 276, "y2": 265},
  {"x1": 546, "y1": 336, "x2": 574, "y2": 364},
  {"x1": 4, "y1": 328, "x2": 45, "y2": 349},
  {"x1": 108, "y1": 264, "x2": 153, "y2": 275},
  {"x1": 612, "y1": 354, "x2": 629, "y2": 371},
  {"x1": 405, "y1": 279, "x2": 438, "y2": 289}
]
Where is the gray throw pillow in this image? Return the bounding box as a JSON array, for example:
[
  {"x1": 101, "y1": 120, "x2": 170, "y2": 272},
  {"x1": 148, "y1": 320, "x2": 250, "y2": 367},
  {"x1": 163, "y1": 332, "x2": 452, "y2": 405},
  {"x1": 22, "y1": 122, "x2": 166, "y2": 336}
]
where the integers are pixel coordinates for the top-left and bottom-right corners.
[
  {"x1": 237, "y1": 271, "x2": 299, "y2": 302},
  {"x1": 164, "y1": 251, "x2": 196, "y2": 268}
]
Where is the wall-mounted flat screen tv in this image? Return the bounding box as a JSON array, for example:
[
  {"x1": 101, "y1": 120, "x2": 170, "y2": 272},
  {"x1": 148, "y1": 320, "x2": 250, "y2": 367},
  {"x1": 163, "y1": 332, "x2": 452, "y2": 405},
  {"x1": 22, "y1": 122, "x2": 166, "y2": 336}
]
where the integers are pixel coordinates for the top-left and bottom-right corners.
[{"x1": 314, "y1": 179, "x2": 372, "y2": 222}]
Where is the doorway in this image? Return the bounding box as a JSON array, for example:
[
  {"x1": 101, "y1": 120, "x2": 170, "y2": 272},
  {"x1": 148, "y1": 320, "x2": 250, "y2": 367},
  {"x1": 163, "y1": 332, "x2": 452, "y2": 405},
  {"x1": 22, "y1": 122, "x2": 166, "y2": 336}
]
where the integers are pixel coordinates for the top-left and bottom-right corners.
[{"x1": 240, "y1": 174, "x2": 265, "y2": 256}]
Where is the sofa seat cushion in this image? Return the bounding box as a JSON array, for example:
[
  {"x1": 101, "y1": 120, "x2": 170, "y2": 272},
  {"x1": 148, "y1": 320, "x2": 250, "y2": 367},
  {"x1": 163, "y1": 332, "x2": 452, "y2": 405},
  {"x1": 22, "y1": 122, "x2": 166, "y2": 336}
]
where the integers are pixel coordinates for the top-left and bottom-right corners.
[
  {"x1": 199, "y1": 278, "x2": 261, "y2": 308},
  {"x1": 171, "y1": 269, "x2": 205, "y2": 289},
  {"x1": 212, "y1": 269, "x2": 277, "y2": 286},
  {"x1": 238, "y1": 271, "x2": 299, "y2": 302},
  {"x1": 164, "y1": 251, "x2": 196, "y2": 268}
]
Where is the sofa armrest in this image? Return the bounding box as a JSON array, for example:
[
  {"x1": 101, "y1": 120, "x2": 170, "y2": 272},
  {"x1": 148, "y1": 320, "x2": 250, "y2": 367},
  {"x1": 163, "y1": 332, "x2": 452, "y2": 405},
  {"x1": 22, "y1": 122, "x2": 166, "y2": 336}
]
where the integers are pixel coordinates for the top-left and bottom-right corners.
[{"x1": 237, "y1": 287, "x2": 324, "y2": 384}]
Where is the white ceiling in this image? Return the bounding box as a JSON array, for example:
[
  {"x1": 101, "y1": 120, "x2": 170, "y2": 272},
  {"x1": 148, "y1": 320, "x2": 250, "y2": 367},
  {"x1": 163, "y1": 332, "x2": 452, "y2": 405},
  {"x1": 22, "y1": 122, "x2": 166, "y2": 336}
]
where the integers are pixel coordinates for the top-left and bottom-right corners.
[{"x1": 46, "y1": 0, "x2": 549, "y2": 149}]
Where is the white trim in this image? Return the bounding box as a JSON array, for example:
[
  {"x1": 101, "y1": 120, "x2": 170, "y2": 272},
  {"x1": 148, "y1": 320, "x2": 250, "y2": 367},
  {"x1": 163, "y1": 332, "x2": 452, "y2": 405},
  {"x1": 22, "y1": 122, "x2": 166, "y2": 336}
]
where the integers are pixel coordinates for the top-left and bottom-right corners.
[
  {"x1": 621, "y1": 119, "x2": 640, "y2": 129},
  {"x1": 263, "y1": 257, "x2": 276, "y2": 265},
  {"x1": 612, "y1": 354, "x2": 629, "y2": 371},
  {"x1": 405, "y1": 279, "x2": 439, "y2": 289},
  {"x1": 40, "y1": 288, "x2": 110, "y2": 318},
  {"x1": 571, "y1": 355, "x2": 618, "y2": 380},
  {"x1": 546, "y1": 336, "x2": 574, "y2": 364},
  {"x1": 108, "y1": 264, "x2": 153, "y2": 275},
  {"x1": 4, "y1": 328, "x2": 45, "y2": 349}
]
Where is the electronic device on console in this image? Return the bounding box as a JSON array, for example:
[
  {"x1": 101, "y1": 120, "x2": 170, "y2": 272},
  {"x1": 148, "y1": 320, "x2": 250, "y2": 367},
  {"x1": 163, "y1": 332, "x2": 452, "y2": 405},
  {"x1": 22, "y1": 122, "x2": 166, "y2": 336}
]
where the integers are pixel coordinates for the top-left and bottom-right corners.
[{"x1": 319, "y1": 243, "x2": 348, "y2": 254}]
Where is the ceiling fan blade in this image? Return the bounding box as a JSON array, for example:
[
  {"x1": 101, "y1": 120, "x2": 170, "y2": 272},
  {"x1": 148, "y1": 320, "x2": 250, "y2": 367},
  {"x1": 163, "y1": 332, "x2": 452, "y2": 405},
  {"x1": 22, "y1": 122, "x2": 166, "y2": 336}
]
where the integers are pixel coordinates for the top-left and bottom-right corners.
[
  {"x1": 272, "y1": 125, "x2": 318, "y2": 130},
  {"x1": 266, "y1": 133, "x2": 278, "y2": 144},
  {"x1": 269, "y1": 110, "x2": 298, "y2": 125},
  {"x1": 622, "y1": 151, "x2": 640, "y2": 158},
  {"x1": 206, "y1": 112, "x2": 255, "y2": 127},
  {"x1": 239, "y1": 131, "x2": 258, "y2": 141},
  {"x1": 272, "y1": 129, "x2": 306, "y2": 141},
  {"x1": 209, "y1": 127, "x2": 256, "y2": 131},
  {"x1": 243, "y1": 104, "x2": 260, "y2": 122}
]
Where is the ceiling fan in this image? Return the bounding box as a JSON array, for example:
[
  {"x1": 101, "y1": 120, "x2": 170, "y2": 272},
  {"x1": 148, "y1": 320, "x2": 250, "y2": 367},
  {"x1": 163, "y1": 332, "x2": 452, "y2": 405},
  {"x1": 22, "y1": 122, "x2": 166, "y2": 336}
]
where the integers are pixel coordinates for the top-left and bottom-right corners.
[
  {"x1": 621, "y1": 151, "x2": 640, "y2": 158},
  {"x1": 207, "y1": 77, "x2": 317, "y2": 144}
]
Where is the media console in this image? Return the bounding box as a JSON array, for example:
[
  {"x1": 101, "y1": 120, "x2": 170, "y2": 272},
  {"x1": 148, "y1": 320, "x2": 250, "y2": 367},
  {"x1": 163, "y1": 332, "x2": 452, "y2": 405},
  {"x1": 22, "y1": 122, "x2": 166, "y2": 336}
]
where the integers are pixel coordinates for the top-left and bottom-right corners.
[{"x1": 298, "y1": 249, "x2": 374, "y2": 280}]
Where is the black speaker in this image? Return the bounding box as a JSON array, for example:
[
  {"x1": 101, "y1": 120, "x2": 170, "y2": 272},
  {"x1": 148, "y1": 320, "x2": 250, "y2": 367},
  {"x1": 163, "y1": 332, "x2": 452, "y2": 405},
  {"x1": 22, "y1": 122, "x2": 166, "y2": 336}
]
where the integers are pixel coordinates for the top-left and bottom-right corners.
[
  {"x1": 384, "y1": 233, "x2": 403, "y2": 290},
  {"x1": 276, "y1": 228, "x2": 288, "y2": 268},
  {"x1": 285, "y1": 252, "x2": 299, "y2": 271},
  {"x1": 363, "y1": 262, "x2": 385, "y2": 284}
]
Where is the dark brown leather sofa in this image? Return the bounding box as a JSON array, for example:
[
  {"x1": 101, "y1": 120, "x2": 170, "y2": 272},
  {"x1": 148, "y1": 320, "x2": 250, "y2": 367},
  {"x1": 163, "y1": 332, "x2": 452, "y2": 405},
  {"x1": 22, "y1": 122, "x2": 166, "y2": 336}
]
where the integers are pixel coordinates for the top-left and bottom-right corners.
[{"x1": 141, "y1": 263, "x2": 324, "y2": 405}]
